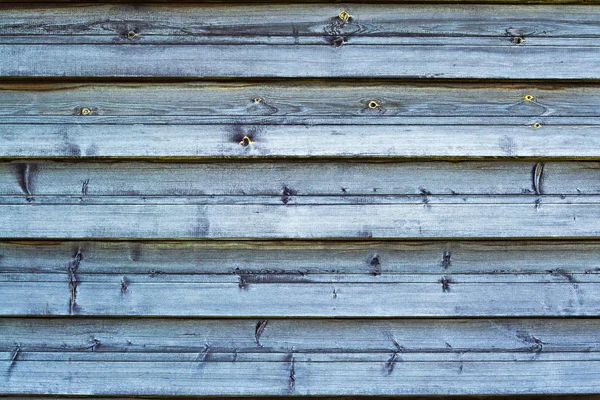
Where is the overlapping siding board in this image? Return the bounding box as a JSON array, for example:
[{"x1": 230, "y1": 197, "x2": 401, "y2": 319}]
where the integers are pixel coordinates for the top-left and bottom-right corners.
[{"x1": 0, "y1": 1, "x2": 599, "y2": 398}]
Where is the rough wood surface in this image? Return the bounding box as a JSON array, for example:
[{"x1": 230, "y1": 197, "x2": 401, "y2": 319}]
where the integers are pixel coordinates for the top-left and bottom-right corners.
[
  {"x1": 0, "y1": 161, "x2": 598, "y2": 196},
  {"x1": 4, "y1": 124, "x2": 600, "y2": 158},
  {"x1": 0, "y1": 196, "x2": 599, "y2": 238},
  {"x1": 2, "y1": 4, "x2": 600, "y2": 43},
  {"x1": 1, "y1": 4, "x2": 600, "y2": 78},
  {"x1": 2, "y1": 1, "x2": 600, "y2": 397},
  {"x1": 3, "y1": 43, "x2": 600, "y2": 79},
  {"x1": 2, "y1": 358, "x2": 599, "y2": 396},
  {"x1": 3, "y1": 318, "x2": 599, "y2": 353},
  {"x1": 3, "y1": 83, "x2": 600, "y2": 158},
  {"x1": 3, "y1": 275, "x2": 600, "y2": 317},
  {"x1": 1, "y1": 318, "x2": 600, "y2": 395},
  {"x1": 3, "y1": 83, "x2": 600, "y2": 118},
  {"x1": 0, "y1": 317, "x2": 599, "y2": 396},
  {"x1": 1, "y1": 240, "x2": 599, "y2": 317},
  {"x1": 2, "y1": 240, "x2": 599, "y2": 275}
]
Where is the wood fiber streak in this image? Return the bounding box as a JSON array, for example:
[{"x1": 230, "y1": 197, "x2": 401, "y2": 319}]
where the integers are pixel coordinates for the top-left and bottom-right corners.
[
  {"x1": 1, "y1": 358, "x2": 600, "y2": 395},
  {"x1": 3, "y1": 124, "x2": 600, "y2": 158},
  {"x1": 1, "y1": 4, "x2": 600, "y2": 41},
  {"x1": 3, "y1": 44, "x2": 600, "y2": 79},
  {"x1": 1, "y1": 318, "x2": 599, "y2": 354},
  {"x1": 0, "y1": 198, "x2": 599, "y2": 238},
  {"x1": 1, "y1": 240, "x2": 599, "y2": 274},
  {"x1": 0, "y1": 161, "x2": 598, "y2": 196},
  {"x1": 2, "y1": 83, "x2": 600, "y2": 118}
]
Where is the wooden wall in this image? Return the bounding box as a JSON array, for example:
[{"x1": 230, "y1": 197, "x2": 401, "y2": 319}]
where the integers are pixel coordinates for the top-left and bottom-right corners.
[{"x1": 1, "y1": 1, "x2": 600, "y2": 398}]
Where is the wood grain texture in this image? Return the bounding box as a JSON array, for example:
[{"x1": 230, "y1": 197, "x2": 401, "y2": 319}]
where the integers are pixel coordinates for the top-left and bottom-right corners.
[
  {"x1": 2, "y1": 240, "x2": 600, "y2": 275},
  {"x1": 2, "y1": 43, "x2": 600, "y2": 79},
  {"x1": 1, "y1": 318, "x2": 600, "y2": 395},
  {"x1": 1, "y1": 4, "x2": 600, "y2": 78},
  {"x1": 0, "y1": 161, "x2": 598, "y2": 196},
  {"x1": 3, "y1": 83, "x2": 600, "y2": 158},
  {"x1": 2, "y1": 358, "x2": 599, "y2": 396},
  {"x1": 3, "y1": 318, "x2": 599, "y2": 353},
  {"x1": 3, "y1": 124, "x2": 600, "y2": 158},
  {"x1": 0, "y1": 196, "x2": 599, "y2": 239},
  {"x1": 2, "y1": 4, "x2": 600, "y2": 42},
  {"x1": 2, "y1": 3, "x2": 600, "y2": 78},
  {"x1": 3, "y1": 275, "x2": 600, "y2": 317},
  {"x1": 2, "y1": 1, "x2": 600, "y2": 398},
  {"x1": 3, "y1": 83, "x2": 600, "y2": 118},
  {"x1": 1, "y1": 240, "x2": 599, "y2": 317}
]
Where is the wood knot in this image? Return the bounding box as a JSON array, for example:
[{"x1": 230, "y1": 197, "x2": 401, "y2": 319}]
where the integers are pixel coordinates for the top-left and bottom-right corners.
[
  {"x1": 513, "y1": 36, "x2": 524, "y2": 44},
  {"x1": 338, "y1": 10, "x2": 352, "y2": 23},
  {"x1": 332, "y1": 37, "x2": 346, "y2": 48}
]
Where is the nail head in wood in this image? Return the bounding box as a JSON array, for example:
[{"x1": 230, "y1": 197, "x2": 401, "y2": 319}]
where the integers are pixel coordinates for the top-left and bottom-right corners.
[
  {"x1": 239, "y1": 136, "x2": 254, "y2": 146},
  {"x1": 338, "y1": 11, "x2": 351, "y2": 23},
  {"x1": 368, "y1": 100, "x2": 381, "y2": 109}
]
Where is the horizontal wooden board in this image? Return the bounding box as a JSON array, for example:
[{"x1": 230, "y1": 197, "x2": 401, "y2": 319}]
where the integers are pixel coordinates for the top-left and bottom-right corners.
[
  {"x1": 1, "y1": 5, "x2": 600, "y2": 78},
  {"x1": 2, "y1": 240, "x2": 600, "y2": 275},
  {"x1": 3, "y1": 43, "x2": 600, "y2": 79},
  {"x1": 3, "y1": 275, "x2": 600, "y2": 317},
  {"x1": 0, "y1": 161, "x2": 598, "y2": 196},
  {"x1": 2, "y1": 358, "x2": 600, "y2": 396},
  {"x1": 0, "y1": 197, "x2": 599, "y2": 239},
  {"x1": 1, "y1": 318, "x2": 600, "y2": 395},
  {"x1": 3, "y1": 318, "x2": 599, "y2": 354},
  {"x1": 3, "y1": 124, "x2": 600, "y2": 158},
  {"x1": 3, "y1": 83, "x2": 600, "y2": 118},
  {"x1": 2, "y1": 240, "x2": 599, "y2": 317},
  {"x1": 3, "y1": 83, "x2": 600, "y2": 158},
  {"x1": 2, "y1": 4, "x2": 600, "y2": 78},
  {"x1": 2, "y1": 4, "x2": 600, "y2": 42}
]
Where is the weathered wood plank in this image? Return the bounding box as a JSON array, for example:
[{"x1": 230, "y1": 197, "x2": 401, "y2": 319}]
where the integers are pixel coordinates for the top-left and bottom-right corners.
[
  {"x1": 3, "y1": 83, "x2": 600, "y2": 118},
  {"x1": 0, "y1": 198, "x2": 598, "y2": 239},
  {"x1": 3, "y1": 124, "x2": 600, "y2": 158},
  {"x1": 2, "y1": 4, "x2": 600, "y2": 78},
  {"x1": 2, "y1": 239, "x2": 599, "y2": 317},
  {"x1": 2, "y1": 240, "x2": 600, "y2": 275},
  {"x1": 3, "y1": 83, "x2": 600, "y2": 158},
  {"x1": 2, "y1": 240, "x2": 599, "y2": 275},
  {"x1": 1, "y1": 4, "x2": 599, "y2": 42},
  {"x1": 1, "y1": 357, "x2": 599, "y2": 395},
  {"x1": 3, "y1": 278, "x2": 600, "y2": 316},
  {"x1": 0, "y1": 398, "x2": 595, "y2": 400},
  {"x1": 3, "y1": 44, "x2": 600, "y2": 79},
  {"x1": 0, "y1": 161, "x2": 598, "y2": 196},
  {"x1": 3, "y1": 318, "x2": 599, "y2": 353}
]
